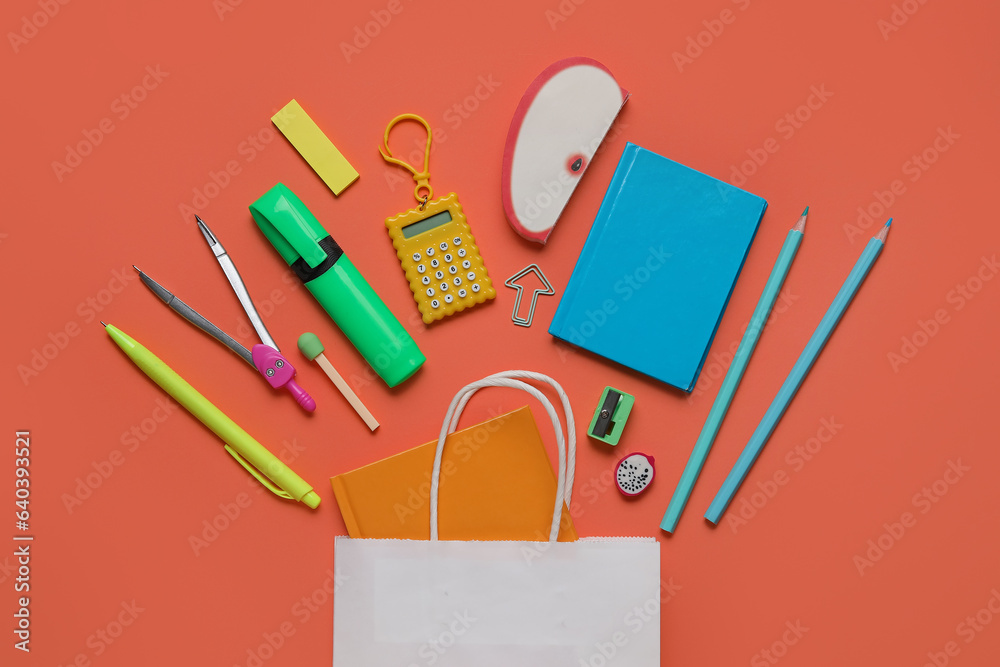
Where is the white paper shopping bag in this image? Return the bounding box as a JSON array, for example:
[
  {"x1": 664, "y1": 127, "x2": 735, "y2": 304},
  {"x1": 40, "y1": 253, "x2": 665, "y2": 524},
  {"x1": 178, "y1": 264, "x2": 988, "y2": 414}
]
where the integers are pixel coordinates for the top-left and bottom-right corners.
[{"x1": 333, "y1": 371, "x2": 661, "y2": 666}]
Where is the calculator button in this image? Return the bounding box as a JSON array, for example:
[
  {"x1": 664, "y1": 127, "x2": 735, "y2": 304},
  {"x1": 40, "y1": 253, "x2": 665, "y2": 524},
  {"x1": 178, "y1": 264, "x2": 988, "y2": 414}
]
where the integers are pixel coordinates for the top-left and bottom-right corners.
[
  {"x1": 444, "y1": 253, "x2": 453, "y2": 262},
  {"x1": 439, "y1": 282, "x2": 449, "y2": 291},
  {"x1": 426, "y1": 247, "x2": 435, "y2": 256},
  {"x1": 421, "y1": 276, "x2": 431, "y2": 285},
  {"x1": 448, "y1": 265, "x2": 458, "y2": 275},
  {"x1": 453, "y1": 237, "x2": 462, "y2": 246},
  {"x1": 462, "y1": 259, "x2": 471, "y2": 269},
  {"x1": 444, "y1": 294, "x2": 454, "y2": 304},
  {"x1": 431, "y1": 258, "x2": 440, "y2": 268},
  {"x1": 466, "y1": 271, "x2": 476, "y2": 281},
  {"x1": 425, "y1": 287, "x2": 435, "y2": 296},
  {"x1": 416, "y1": 263, "x2": 426, "y2": 274},
  {"x1": 453, "y1": 277, "x2": 462, "y2": 286},
  {"x1": 458, "y1": 288, "x2": 467, "y2": 297},
  {"x1": 471, "y1": 284, "x2": 481, "y2": 293},
  {"x1": 412, "y1": 252, "x2": 421, "y2": 261},
  {"x1": 430, "y1": 299, "x2": 440, "y2": 308},
  {"x1": 435, "y1": 270, "x2": 444, "y2": 280},
  {"x1": 440, "y1": 241, "x2": 449, "y2": 251},
  {"x1": 457, "y1": 248, "x2": 467, "y2": 258}
]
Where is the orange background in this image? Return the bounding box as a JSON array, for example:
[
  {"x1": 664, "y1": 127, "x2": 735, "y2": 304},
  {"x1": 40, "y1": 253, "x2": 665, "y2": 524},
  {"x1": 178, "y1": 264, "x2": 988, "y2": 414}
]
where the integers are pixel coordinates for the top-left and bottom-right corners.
[{"x1": 4, "y1": 0, "x2": 1000, "y2": 665}]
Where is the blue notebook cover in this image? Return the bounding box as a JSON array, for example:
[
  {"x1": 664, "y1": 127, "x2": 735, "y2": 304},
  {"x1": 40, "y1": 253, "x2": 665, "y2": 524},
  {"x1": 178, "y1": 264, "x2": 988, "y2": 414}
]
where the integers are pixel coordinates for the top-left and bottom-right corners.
[{"x1": 549, "y1": 143, "x2": 767, "y2": 392}]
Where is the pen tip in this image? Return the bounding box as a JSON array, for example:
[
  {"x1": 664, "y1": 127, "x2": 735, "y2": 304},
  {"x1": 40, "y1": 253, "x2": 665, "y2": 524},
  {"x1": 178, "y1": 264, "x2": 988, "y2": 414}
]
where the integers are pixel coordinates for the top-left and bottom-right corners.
[
  {"x1": 132, "y1": 264, "x2": 140, "y2": 272},
  {"x1": 100, "y1": 321, "x2": 107, "y2": 327},
  {"x1": 194, "y1": 214, "x2": 204, "y2": 224}
]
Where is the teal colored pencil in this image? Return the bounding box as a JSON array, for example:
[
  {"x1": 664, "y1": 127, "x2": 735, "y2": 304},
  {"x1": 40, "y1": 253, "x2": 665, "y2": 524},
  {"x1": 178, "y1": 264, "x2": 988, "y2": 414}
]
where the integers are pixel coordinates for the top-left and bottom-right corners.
[
  {"x1": 660, "y1": 208, "x2": 808, "y2": 533},
  {"x1": 705, "y1": 220, "x2": 892, "y2": 524}
]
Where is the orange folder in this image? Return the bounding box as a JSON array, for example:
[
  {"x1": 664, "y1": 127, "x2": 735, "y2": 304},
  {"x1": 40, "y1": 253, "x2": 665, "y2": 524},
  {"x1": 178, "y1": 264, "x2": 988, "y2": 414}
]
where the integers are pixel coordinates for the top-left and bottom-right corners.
[{"x1": 331, "y1": 406, "x2": 578, "y2": 541}]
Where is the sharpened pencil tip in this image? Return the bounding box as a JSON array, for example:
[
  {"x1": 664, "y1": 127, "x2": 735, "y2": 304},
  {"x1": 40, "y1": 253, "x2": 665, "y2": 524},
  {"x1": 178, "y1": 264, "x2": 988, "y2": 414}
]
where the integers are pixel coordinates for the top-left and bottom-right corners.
[
  {"x1": 875, "y1": 219, "x2": 892, "y2": 242},
  {"x1": 792, "y1": 207, "x2": 807, "y2": 233}
]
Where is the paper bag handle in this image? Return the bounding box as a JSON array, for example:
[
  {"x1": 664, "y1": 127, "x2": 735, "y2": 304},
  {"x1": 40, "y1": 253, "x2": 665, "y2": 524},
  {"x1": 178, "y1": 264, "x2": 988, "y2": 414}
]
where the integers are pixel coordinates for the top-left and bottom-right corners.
[{"x1": 429, "y1": 371, "x2": 576, "y2": 542}]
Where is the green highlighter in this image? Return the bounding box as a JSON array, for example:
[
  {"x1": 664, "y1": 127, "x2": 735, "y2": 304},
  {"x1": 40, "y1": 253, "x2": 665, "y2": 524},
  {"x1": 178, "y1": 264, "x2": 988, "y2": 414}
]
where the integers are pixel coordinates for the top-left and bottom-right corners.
[{"x1": 250, "y1": 183, "x2": 425, "y2": 387}]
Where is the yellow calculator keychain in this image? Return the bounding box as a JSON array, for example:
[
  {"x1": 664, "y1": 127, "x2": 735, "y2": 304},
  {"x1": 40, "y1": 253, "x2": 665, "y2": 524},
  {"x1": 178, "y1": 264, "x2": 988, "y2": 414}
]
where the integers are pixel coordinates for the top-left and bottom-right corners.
[{"x1": 379, "y1": 114, "x2": 495, "y2": 324}]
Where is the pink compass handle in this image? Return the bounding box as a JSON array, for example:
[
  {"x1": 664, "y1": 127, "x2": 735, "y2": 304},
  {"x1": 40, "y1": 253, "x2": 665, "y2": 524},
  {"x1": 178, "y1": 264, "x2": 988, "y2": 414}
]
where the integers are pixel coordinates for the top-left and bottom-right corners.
[
  {"x1": 251, "y1": 344, "x2": 316, "y2": 413},
  {"x1": 284, "y1": 378, "x2": 316, "y2": 412}
]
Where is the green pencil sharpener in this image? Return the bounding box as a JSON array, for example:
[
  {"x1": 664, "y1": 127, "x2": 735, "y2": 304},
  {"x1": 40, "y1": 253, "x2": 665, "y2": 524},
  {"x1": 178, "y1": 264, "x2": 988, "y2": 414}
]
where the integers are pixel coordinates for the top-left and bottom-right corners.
[{"x1": 588, "y1": 386, "x2": 634, "y2": 446}]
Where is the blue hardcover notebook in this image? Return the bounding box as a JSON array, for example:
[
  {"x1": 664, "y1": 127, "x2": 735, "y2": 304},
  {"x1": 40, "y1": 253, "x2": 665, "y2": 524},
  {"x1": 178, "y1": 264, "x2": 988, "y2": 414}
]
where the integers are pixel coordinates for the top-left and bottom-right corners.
[{"x1": 549, "y1": 143, "x2": 767, "y2": 392}]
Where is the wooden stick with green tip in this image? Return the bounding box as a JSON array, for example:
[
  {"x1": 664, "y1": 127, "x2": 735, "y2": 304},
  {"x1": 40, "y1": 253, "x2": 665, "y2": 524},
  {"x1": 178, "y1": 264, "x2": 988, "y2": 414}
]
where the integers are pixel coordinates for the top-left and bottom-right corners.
[{"x1": 297, "y1": 332, "x2": 379, "y2": 431}]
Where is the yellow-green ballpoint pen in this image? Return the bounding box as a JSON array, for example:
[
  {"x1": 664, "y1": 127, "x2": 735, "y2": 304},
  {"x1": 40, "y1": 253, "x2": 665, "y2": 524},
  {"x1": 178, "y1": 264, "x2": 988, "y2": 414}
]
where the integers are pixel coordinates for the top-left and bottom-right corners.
[{"x1": 103, "y1": 322, "x2": 321, "y2": 509}]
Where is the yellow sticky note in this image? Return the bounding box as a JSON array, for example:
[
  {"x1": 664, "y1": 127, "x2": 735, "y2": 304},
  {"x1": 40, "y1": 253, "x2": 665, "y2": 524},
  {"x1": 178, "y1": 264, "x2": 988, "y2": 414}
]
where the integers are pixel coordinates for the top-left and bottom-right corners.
[{"x1": 272, "y1": 99, "x2": 359, "y2": 196}]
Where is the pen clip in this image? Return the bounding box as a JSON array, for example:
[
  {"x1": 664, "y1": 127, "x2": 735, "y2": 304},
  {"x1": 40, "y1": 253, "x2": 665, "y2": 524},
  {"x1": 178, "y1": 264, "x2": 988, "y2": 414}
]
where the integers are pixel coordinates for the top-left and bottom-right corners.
[
  {"x1": 223, "y1": 445, "x2": 293, "y2": 500},
  {"x1": 250, "y1": 184, "x2": 331, "y2": 269},
  {"x1": 265, "y1": 200, "x2": 326, "y2": 268}
]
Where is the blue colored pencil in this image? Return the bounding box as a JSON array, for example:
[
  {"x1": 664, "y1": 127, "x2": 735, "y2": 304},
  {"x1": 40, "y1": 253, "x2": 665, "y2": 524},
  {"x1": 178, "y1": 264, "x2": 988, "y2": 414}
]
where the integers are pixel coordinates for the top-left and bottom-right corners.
[
  {"x1": 705, "y1": 220, "x2": 892, "y2": 524},
  {"x1": 661, "y1": 208, "x2": 808, "y2": 534}
]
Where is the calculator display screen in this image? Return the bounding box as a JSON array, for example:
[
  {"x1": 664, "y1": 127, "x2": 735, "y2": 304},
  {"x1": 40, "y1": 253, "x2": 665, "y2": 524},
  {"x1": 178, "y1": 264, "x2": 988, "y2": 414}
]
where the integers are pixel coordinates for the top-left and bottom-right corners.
[{"x1": 401, "y1": 210, "x2": 453, "y2": 239}]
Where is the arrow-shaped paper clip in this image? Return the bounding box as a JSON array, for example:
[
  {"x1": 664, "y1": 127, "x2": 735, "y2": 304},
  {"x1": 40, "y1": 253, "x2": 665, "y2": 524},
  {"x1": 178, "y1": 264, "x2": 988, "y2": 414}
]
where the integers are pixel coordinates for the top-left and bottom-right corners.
[{"x1": 504, "y1": 263, "x2": 555, "y2": 327}]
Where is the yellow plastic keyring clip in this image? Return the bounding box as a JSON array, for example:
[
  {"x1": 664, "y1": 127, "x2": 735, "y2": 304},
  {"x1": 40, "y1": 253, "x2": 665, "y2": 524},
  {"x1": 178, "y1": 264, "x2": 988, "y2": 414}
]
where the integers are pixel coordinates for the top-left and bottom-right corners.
[{"x1": 379, "y1": 113, "x2": 434, "y2": 208}]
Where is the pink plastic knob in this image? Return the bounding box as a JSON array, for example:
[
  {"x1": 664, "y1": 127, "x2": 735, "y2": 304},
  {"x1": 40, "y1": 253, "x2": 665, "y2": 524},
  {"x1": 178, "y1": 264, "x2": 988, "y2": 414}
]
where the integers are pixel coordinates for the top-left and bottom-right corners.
[
  {"x1": 251, "y1": 344, "x2": 316, "y2": 412},
  {"x1": 285, "y1": 378, "x2": 316, "y2": 412}
]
